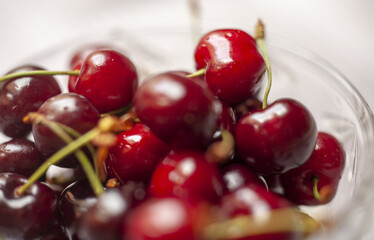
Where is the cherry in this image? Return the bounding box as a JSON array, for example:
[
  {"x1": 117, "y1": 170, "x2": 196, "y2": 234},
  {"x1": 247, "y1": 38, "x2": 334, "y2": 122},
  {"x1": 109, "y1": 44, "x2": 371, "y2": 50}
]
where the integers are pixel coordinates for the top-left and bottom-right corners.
[
  {"x1": 0, "y1": 65, "x2": 61, "y2": 138},
  {"x1": 150, "y1": 150, "x2": 225, "y2": 203},
  {"x1": 234, "y1": 97, "x2": 263, "y2": 121},
  {"x1": 216, "y1": 99, "x2": 236, "y2": 136},
  {"x1": 77, "y1": 183, "x2": 147, "y2": 240},
  {"x1": 221, "y1": 163, "x2": 266, "y2": 192},
  {"x1": 216, "y1": 184, "x2": 301, "y2": 240},
  {"x1": 46, "y1": 165, "x2": 84, "y2": 195},
  {"x1": 40, "y1": 223, "x2": 69, "y2": 240},
  {"x1": 32, "y1": 93, "x2": 100, "y2": 168},
  {"x1": 123, "y1": 197, "x2": 207, "y2": 240},
  {"x1": 59, "y1": 179, "x2": 97, "y2": 240},
  {"x1": 74, "y1": 50, "x2": 138, "y2": 113},
  {"x1": 133, "y1": 71, "x2": 220, "y2": 149},
  {"x1": 106, "y1": 123, "x2": 170, "y2": 184},
  {"x1": 0, "y1": 172, "x2": 57, "y2": 239},
  {"x1": 194, "y1": 29, "x2": 266, "y2": 105},
  {"x1": 235, "y1": 98, "x2": 317, "y2": 175},
  {"x1": 0, "y1": 138, "x2": 44, "y2": 177},
  {"x1": 68, "y1": 44, "x2": 113, "y2": 92},
  {"x1": 280, "y1": 132, "x2": 345, "y2": 205}
]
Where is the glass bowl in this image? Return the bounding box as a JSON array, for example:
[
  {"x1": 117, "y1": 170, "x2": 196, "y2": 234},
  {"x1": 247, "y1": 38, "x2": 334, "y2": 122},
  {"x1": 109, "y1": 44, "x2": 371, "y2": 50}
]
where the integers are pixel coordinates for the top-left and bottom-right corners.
[{"x1": 7, "y1": 28, "x2": 374, "y2": 239}]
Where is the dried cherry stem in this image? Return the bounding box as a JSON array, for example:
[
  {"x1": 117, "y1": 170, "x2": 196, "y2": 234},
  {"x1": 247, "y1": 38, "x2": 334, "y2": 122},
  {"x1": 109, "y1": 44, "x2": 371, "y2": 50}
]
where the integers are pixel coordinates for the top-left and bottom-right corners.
[
  {"x1": 187, "y1": 68, "x2": 206, "y2": 78},
  {"x1": 96, "y1": 147, "x2": 109, "y2": 182},
  {"x1": 202, "y1": 208, "x2": 320, "y2": 240},
  {"x1": 0, "y1": 70, "x2": 80, "y2": 82},
  {"x1": 18, "y1": 112, "x2": 104, "y2": 196},
  {"x1": 206, "y1": 130, "x2": 235, "y2": 163},
  {"x1": 255, "y1": 19, "x2": 272, "y2": 109},
  {"x1": 17, "y1": 116, "x2": 119, "y2": 196}
]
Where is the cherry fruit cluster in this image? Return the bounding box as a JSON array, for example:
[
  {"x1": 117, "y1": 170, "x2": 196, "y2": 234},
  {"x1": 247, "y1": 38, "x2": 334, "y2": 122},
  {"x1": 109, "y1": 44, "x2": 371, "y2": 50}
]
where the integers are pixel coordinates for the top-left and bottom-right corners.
[{"x1": 0, "y1": 24, "x2": 345, "y2": 240}]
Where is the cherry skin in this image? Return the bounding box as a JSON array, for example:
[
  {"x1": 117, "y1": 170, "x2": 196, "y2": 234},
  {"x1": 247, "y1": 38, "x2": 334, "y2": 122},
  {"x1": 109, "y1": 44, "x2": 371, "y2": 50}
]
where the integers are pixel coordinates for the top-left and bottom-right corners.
[
  {"x1": 123, "y1": 198, "x2": 206, "y2": 240},
  {"x1": 221, "y1": 163, "x2": 266, "y2": 193},
  {"x1": 74, "y1": 50, "x2": 138, "y2": 113},
  {"x1": 0, "y1": 65, "x2": 61, "y2": 138},
  {"x1": 133, "y1": 71, "x2": 220, "y2": 150},
  {"x1": 77, "y1": 183, "x2": 147, "y2": 240},
  {"x1": 216, "y1": 99, "x2": 236, "y2": 137},
  {"x1": 194, "y1": 29, "x2": 266, "y2": 105},
  {"x1": 150, "y1": 150, "x2": 225, "y2": 203},
  {"x1": 68, "y1": 44, "x2": 113, "y2": 92},
  {"x1": 106, "y1": 123, "x2": 170, "y2": 184},
  {"x1": 32, "y1": 93, "x2": 100, "y2": 168},
  {"x1": 235, "y1": 98, "x2": 317, "y2": 175},
  {"x1": 280, "y1": 132, "x2": 345, "y2": 205},
  {"x1": 0, "y1": 172, "x2": 58, "y2": 239},
  {"x1": 217, "y1": 184, "x2": 301, "y2": 240},
  {"x1": 0, "y1": 138, "x2": 44, "y2": 177},
  {"x1": 234, "y1": 96, "x2": 263, "y2": 121}
]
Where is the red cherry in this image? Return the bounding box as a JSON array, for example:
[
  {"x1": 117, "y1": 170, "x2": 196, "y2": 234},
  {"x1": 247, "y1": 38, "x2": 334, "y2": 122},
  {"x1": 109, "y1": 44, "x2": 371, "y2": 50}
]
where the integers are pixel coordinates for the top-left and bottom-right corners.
[
  {"x1": 150, "y1": 150, "x2": 225, "y2": 203},
  {"x1": 194, "y1": 29, "x2": 266, "y2": 104},
  {"x1": 133, "y1": 71, "x2": 220, "y2": 150},
  {"x1": 106, "y1": 123, "x2": 170, "y2": 184},
  {"x1": 123, "y1": 198, "x2": 205, "y2": 240},
  {"x1": 235, "y1": 98, "x2": 317, "y2": 175},
  {"x1": 217, "y1": 184, "x2": 301, "y2": 240},
  {"x1": 74, "y1": 50, "x2": 138, "y2": 113},
  {"x1": 280, "y1": 132, "x2": 345, "y2": 205},
  {"x1": 216, "y1": 99, "x2": 236, "y2": 136}
]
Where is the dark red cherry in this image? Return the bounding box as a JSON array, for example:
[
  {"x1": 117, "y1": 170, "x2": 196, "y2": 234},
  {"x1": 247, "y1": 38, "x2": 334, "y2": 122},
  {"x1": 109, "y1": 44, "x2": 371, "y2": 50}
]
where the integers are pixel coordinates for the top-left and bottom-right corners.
[
  {"x1": 0, "y1": 65, "x2": 61, "y2": 138},
  {"x1": 235, "y1": 98, "x2": 317, "y2": 175},
  {"x1": 150, "y1": 150, "x2": 224, "y2": 203},
  {"x1": 68, "y1": 44, "x2": 113, "y2": 92},
  {"x1": 32, "y1": 93, "x2": 100, "y2": 168},
  {"x1": 217, "y1": 184, "x2": 300, "y2": 240},
  {"x1": 77, "y1": 183, "x2": 147, "y2": 240},
  {"x1": 124, "y1": 198, "x2": 205, "y2": 240},
  {"x1": 74, "y1": 50, "x2": 138, "y2": 113},
  {"x1": 221, "y1": 163, "x2": 266, "y2": 192},
  {"x1": 0, "y1": 172, "x2": 57, "y2": 239},
  {"x1": 133, "y1": 71, "x2": 220, "y2": 149},
  {"x1": 40, "y1": 223, "x2": 69, "y2": 240},
  {"x1": 59, "y1": 179, "x2": 97, "y2": 240},
  {"x1": 194, "y1": 29, "x2": 266, "y2": 104},
  {"x1": 0, "y1": 138, "x2": 44, "y2": 177},
  {"x1": 216, "y1": 99, "x2": 236, "y2": 136},
  {"x1": 46, "y1": 165, "x2": 84, "y2": 195},
  {"x1": 106, "y1": 123, "x2": 170, "y2": 184},
  {"x1": 234, "y1": 97, "x2": 263, "y2": 121},
  {"x1": 280, "y1": 132, "x2": 345, "y2": 205}
]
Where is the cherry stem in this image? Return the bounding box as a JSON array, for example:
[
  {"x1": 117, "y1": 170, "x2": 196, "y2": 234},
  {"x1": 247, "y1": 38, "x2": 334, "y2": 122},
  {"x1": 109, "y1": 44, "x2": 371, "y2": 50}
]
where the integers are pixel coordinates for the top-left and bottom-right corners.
[
  {"x1": 17, "y1": 127, "x2": 102, "y2": 196},
  {"x1": 255, "y1": 20, "x2": 272, "y2": 109},
  {"x1": 19, "y1": 113, "x2": 104, "y2": 196},
  {"x1": 312, "y1": 176, "x2": 321, "y2": 201},
  {"x1": 101, "y1": 103, "x2": 132, "y2": 117},
  {"x1": 0, "y1": 70, "x2": 80, "y2": 83},
  {"x1": 187, "y1": 68, "x2": 206, "y2": 78}
]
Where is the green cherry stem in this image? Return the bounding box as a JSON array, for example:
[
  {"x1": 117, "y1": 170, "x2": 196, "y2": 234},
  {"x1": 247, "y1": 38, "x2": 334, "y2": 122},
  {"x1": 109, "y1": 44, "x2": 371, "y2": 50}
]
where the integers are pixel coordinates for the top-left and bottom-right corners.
[
  {"x1": 100, "y1": 103, "x2": 132, "y2": 117},
  {"x1": 17, "y1": 127, "x2": 102, "y2": 196},
  {"x1": 255, "y1": 20, "x2": 272, "y2": 109},
  {"x1": 312, "y1": 176, "x2": 321, "y2": 201},
  {"x1": 18, "y1": 113, "x2": 104, "y2": 196},
  {"x1": 187, "y1": 68, "x2": 206, "y2": 78},
  {"x1": 0, "y1": 70, "x2": 80, "y2": 83}
]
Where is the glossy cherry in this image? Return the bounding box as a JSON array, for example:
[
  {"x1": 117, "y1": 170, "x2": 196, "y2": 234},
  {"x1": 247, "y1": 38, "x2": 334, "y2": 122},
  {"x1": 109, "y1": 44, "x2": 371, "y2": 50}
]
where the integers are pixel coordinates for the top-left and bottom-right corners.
[
  {"x1": 133, "y1": 71, "x2": 220, "y2": 149},
  {"x1": 77, "y1": 183, "x2": 147, "y2": 240},
  {"x1": 74, "y1": 50, "x2": 138, "y2": 113},
  {"x1": 217, "y1": 184, "x2": 301, "y2": 240},
  {"x1": 221, "y1": 163, "x2": 266, "y2": 192},
  {"x1": 280, "y1": 132, "x2": 345, "y2": 205},
  {"x1": 0, "y1": 172, "x2": 57, "y2": 239},
  {"x1": 235, "y1": 98, "x2": 317, "y2": 175},
  {"x1": 123, "y1": 197, "x2": 206, "y2": 240},
  {"x1": 194, "y1": 29, "x2": 266, "y2": 105},
  {"x1": 106, "y1": 123, "x2": 170, "y2": 184},
  {"x1": 150, "y1": 150, "x2": 225, "y2": 203},
  {"x1": 216, "y1": 99, "x2": 236, "y2": 136},
  {"x1": 32, "y1": 93, "x2": 100, "y2": 168},
  {"x1": 68, "y1": 44, "x2": 113, "y2": 92},
  {"x1": 59, "y1": 179, "x2": 97, "y2": 240},
  {"x1": 0, "y1": 138, "x2": 44, "y2": 177},
  {"x1": 0, "y1": 65, "x2": 61, "y2": 138}
]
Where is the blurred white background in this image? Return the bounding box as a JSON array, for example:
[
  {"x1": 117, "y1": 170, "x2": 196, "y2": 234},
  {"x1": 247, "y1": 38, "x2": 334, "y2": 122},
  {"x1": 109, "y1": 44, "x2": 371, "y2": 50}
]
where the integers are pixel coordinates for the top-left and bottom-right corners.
[{"x1": 0, "y1": 0, "x2": 373, "y2": 238}]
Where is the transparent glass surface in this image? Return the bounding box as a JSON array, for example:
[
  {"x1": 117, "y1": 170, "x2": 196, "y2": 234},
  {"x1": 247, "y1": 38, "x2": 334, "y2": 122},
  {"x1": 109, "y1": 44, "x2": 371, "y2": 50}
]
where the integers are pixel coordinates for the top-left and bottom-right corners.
[{"x1": 7, "y1": 29, "x2": 374, "y2": 239}]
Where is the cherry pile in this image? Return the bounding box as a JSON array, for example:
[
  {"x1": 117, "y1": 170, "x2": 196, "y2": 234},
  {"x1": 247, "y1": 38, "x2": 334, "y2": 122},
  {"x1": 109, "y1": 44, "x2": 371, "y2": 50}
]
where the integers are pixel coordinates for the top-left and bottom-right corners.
[{"x1": 0, "y1": 22, "x2": 345, "y2": 240}]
